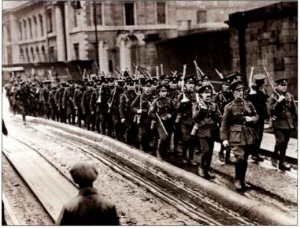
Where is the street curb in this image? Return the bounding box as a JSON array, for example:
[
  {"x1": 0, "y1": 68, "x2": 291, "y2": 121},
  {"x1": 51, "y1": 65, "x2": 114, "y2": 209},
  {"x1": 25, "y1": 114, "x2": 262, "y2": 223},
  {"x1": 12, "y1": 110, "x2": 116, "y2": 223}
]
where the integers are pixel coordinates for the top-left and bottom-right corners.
[{"x1": 29, "y1": 117, "x2": 296, "y2": 225}]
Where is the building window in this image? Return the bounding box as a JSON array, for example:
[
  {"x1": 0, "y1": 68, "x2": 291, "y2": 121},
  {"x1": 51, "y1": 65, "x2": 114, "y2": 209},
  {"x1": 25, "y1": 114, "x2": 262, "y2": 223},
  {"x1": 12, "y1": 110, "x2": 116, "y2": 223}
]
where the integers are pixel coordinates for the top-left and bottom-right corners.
[
  {"x1": 19, "y1": 22, "x2": 23, "y2": 40},
  {"x1": 197, "y1": 10, "x2": 207, "y2": 23},
  {"x1": 28, "y1": 18, "x2": 32, "y2": 38},
  {"x1": 93, "y1": 3, "x2": 103, "y2": 25},
  {"x1": 39, "y1": 14, "x2": 44, "y2": 36},
  {"x1": 33, "y1": 16, "x2": 38, "y2": 37},
  {"x1": 74, "y1": 43, "x2": 79, "y2": 60},
  {"x1": 49, "y1": 46, "x2": 56, "y2": 61},
  {"x1": 157, "y1": 2, "x2": 166, "y2": 24},
  {"x1": 23, "y1": 20, "x2": 27, "y2": 39},
  {"x1": 125, "y1": 2, "x2": 135, "y2": 25},
  {"x1": 46, "y1": 9, "x2": 53, "y2": 33}
]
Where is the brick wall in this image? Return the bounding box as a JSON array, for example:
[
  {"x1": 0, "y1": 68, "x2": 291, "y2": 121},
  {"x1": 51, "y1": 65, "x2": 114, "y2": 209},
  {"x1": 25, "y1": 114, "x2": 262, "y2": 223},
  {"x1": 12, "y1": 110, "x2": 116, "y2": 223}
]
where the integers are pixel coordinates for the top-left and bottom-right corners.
[
  {"x1": 156, "y1": 30, "x2": 231, "y2": 81},
  {"x1": 228, "y1": 2, "x2": 297, "y2": 99}
]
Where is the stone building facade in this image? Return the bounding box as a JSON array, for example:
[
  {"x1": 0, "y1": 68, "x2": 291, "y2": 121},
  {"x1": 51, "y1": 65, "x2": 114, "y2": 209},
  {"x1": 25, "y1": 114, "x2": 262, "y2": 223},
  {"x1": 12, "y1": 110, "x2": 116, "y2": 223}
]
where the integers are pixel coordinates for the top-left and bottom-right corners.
[
  {"x1": 3, "y1": 0, "x2": 178, "y2": 75},
  {"x1": 227, "y1": 1, "x2": 297, "y2": 98}
]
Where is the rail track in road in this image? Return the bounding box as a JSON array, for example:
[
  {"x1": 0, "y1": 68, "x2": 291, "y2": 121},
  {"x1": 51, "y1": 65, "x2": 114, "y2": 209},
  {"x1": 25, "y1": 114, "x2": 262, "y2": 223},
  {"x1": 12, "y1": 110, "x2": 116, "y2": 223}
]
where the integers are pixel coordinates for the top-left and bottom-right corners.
[
  {"x1": 3, "y1": 120, "x2": 252, "y2": 225},
  {"x1": 2, "y1": 117, "x2": 296, "y2": 225}
]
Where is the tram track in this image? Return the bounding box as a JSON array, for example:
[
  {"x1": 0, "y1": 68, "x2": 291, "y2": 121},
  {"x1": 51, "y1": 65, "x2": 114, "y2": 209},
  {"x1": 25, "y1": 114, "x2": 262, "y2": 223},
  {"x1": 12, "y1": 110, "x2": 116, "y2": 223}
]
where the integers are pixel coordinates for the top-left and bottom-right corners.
[{"x1": 3, "y1": 117, "x2": 296, "y2": 225}]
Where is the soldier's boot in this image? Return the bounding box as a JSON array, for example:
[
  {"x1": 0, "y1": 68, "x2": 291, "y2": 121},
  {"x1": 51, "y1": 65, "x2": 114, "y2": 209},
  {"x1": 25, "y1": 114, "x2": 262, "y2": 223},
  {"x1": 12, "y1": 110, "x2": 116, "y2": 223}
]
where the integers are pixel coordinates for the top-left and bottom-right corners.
[
  {"x1": 234, "y1": 162, "x2": 244, "y2": 191},
  {"x1": 225, "y1": 149, "x2": 233, "y2": 164},
  {"x1": 197, "y1": 166, "x2": 206, "y2": 178},
  {"x1": 272, "y1": 144, "x2": 280, "y2": 167},
  {"x1": 218, "y1": 150, "x2": 225, "y2": 163},
  {"x1": 278, "y1": 145, "x2": 291, "y2": 171}
]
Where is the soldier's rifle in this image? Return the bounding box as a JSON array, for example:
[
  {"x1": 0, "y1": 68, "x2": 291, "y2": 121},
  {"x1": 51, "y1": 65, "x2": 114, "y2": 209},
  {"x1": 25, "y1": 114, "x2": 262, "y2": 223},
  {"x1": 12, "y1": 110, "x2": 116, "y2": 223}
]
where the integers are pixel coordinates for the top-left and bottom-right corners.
[
  {"x1": 194, "y1": 60, "x2": 217, "y2": 94},
  {"x1": 108, "y1": 85, "x2": 117, "y2": 113},
  {"x1": 115, "y1": 67, "x2": 127, "y2": 80},
  {"x1": 156, "y1": 66, "x2": 159, "y2": 79},
  {"x1": 180, "y1": 64, "x2": 189, "y2": 102},
  {"x1": 248, "y1": 67, "x2": 256, "y2": 94},
  {"x1": 66, "y1": 68, "x2": 72, "y2": 80},
  {"x1": 263, "y1": 67, "x2": 281, "y2": 98}
]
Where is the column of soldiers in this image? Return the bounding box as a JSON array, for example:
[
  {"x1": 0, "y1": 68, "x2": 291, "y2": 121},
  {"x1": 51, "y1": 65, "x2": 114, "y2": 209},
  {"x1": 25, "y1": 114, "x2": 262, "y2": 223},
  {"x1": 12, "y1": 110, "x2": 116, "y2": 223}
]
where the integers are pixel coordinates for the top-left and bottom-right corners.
[{"x1": 5, "y1": 68, "x2": 297, "y2": 191}]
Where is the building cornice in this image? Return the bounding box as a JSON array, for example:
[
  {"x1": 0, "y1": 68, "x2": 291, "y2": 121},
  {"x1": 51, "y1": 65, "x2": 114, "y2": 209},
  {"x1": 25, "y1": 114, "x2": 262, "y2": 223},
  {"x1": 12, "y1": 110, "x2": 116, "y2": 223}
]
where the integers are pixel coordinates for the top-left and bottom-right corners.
[{"x1": 69, "y1": 24, "x2": 178, "y2": 34}]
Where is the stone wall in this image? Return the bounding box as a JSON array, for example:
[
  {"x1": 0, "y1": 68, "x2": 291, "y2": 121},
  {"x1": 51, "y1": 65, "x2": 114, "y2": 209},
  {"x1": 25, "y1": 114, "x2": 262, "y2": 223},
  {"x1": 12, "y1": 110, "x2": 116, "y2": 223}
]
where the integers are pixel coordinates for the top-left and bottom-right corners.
[{"x1": 227, "y1": 2, "x2": 297, "y2": 98}]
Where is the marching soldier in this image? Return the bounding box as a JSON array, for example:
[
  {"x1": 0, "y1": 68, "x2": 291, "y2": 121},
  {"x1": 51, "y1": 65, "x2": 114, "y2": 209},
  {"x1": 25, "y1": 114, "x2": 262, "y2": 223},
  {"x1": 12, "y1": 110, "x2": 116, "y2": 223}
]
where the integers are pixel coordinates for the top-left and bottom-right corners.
[
  {"x1": 73, "y1": 81, "x2": 84, "y2": 127},
  {"x1": 149, "y1": 84, "x2": 175, "y2": 160},
  {"x1": 193, "y1": 85, "x2": 221, "y2": 179},
  {"x1": 169, "y1": 75, "x2": 181, "y2": 156},
  {"x1": 119, "y1": 78, "x2": 138, "y2": 145},
  {"x1": 81, "y1": 81, "x2": 94, "y2": 130},
  {"x1": 268, "y1": 77, "x2": 297, "y2": 170},
  {"x1": 214, "y1": 74, "x2": 236, "y2": 163},
  {"x1": 15, "y1": 81, "x2": 31, "y2": 125},
  {"x1": 39, "y1": 80, "x2": 51, "y2": 119},
  {"x1": 131, "y1": 78, "x2": 154, "y2": 152},
  {"x1": 63, "y1": 80, "x2": 76, "y2": 125},
  {"x1": 246, "y1": 73, "x2": 269, "y2": 162},
  {"x1": 176, "y1": 75, "x2": 198, "y2": 164},
  {"x1": 220, "y1": 80, "x2": 259, "y2": 190},
  {"x1": 98, "y1": 79, "x2": 112, "y2": 136},
  {"x1": 49, "y1": 84, "x2": 58, "y2": 121}
]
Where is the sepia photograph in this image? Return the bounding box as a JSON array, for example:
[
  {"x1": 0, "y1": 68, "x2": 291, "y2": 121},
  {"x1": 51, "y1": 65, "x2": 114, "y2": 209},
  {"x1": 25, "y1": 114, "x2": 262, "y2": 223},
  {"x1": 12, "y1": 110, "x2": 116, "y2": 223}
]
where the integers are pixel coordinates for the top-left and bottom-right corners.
[{"x1": 1, "y1": 0, "x2": 297, "y2": 225}]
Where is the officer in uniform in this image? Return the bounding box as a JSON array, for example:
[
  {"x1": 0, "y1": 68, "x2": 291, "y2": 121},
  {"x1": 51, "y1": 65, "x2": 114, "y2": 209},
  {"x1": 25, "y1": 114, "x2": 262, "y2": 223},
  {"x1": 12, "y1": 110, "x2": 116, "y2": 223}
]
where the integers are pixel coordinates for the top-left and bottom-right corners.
[
  {"x1": 214, "y1": 74, "x2": 236, "y2": 163},
  {"x1": 268, "y1": 78, "x2": 297, "y2": 170},
  {"x1": 246, "y1": 73, "x2": 269, "y2": 162},
  {"x1": 176, "y1": 75, "x2": 198, "y2": 164},
  {"x1": 221, "y1": 80, "x2": 259, "y2": 190},
  {"x1": 193, "y1": 85, "x2": 221, "y2": 179},
  {"x1": 149, "y1": 84, "x2": 175, "y2": 159}
]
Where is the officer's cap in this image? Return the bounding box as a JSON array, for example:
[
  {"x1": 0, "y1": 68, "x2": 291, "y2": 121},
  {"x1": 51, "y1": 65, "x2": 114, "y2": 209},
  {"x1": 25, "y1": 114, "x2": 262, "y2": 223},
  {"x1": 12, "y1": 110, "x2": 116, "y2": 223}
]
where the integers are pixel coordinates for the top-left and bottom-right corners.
[
  {"x1": 159, "y1": 74, "x2": 170, "y2": 81},
  {"x1": 229, "y1": 80, "x2": 244, "y2": 91},
  {"x1": 61, "y1": 81, "x2": 68, "y2": 87},
  {"x1": 253, "y1": 73, "x2": 266, "y2": 81},
  {"x1": 142, "y1": 78, "x2": 153, "y2": 87},
  {"x1": 221, "y1": 73, "x2": 238, "y2": 84},
  {"x1": 201, "y1": 74, "x2": 211, "y2": 81},
  {"x1": 67, "y1": 79, "x2": 74, "y2": 84},
  {"x1": 275, "y1": 77, "x2": 288, "y2": 85},
  {"x1": 169, "y1": 75, "x2": 179, "y2": 83},
  {"x1": 43, "y1": 80, "x2": 52, "y2": 84},
  {"x1": 70, "y1": 162, "x2": 98, "y2": 185},
  {"x1": 198, "y1": 85, "x2": 212, "y2": 93},
  {"x1": 185, "y1": 74, "x2": 197, "y2": 84},
  {"x1": 157, "y1": 84, "x2": 169, "y2": 91}
]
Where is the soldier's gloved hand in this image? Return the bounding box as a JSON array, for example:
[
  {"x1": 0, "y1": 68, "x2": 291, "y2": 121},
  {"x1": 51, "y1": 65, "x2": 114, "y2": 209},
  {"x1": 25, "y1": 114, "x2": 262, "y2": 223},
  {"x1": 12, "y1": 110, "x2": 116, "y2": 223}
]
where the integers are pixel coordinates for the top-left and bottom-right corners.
[
  {"x1": 166, "y1": 114, "x2": 172, "y2": 119},
  {"x1": 121, "y1": 118, "x2": 126, "y2": 123},
  {"x1": 222, "y1": 140, "x2": 229, "y2": 147},
  {"x1": 245, "y1": 116, "x2": 253, "y2": 122},
  {"x1": 137, "y1": 109, "x2": 142, "y2": 114},
  {"x1": 277, "y1": 95, "x2": 285, "y2": 103}
]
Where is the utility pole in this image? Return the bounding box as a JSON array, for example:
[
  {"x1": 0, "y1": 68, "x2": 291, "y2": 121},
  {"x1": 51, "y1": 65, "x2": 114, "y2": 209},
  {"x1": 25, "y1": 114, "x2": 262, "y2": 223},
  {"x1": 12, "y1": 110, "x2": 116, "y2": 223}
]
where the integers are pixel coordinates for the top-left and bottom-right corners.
[{"x1": 93, "y1": 1, "x2": 99, "y2": 70}]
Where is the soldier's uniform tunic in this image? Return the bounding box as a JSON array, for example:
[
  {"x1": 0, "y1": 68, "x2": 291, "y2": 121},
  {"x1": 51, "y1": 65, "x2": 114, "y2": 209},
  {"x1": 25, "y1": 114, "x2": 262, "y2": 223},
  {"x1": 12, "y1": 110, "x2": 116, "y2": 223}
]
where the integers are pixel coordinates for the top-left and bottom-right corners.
[
  {"x1": 193, "y1": 99, "x2": 221, "y2": 176},
  {"x1": 149, "y1": 96, "x2": 175, "y2": 159},
  {"x1": 176, "y1": 91, "x2": 197, "y2": 162},
  {"x1": 221, "y1": 99, "x2": 258, "y2": 188},
  {"x1": 268, "y1": 89, "x2": 297, "y2": 169}
]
